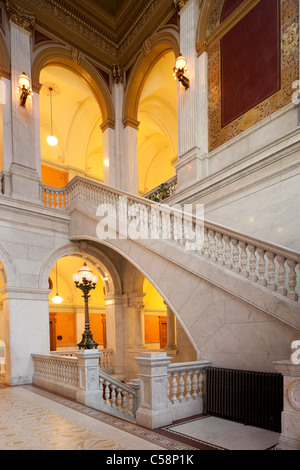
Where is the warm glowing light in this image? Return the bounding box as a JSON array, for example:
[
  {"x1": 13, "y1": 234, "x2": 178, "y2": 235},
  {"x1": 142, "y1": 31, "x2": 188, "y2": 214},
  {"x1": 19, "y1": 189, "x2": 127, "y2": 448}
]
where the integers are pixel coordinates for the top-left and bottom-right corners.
[
  {"x1": 174, "y1": 54, "x2": 187, "y2": 71},
  {"x1": 18, "y1": 73, "x2": 30, "y2": 90},
  {"x1": 52, "y1": 294, "x2": 63, "y2": 304},
  {"x1": 73, "y1": 263, "x2": 98, "y2": 285},
  {"x1": 46, "y1": 134, "x2": 58, "y2": 146}
]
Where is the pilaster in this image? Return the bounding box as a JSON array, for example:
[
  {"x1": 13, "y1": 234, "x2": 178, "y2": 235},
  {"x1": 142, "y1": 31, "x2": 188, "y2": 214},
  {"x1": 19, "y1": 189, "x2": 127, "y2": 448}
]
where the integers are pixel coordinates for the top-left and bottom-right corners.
[
  {"x1": 5, "y1": 2, "x2": 41, "y2": 202},
  {"x1": 175, "y1": 0, "x2": 209, "y2": 191}
]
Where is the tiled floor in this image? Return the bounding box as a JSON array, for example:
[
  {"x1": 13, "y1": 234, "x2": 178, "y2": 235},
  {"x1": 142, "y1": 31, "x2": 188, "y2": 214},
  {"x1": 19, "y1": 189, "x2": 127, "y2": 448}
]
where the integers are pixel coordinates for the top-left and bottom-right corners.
[{"x1": 0, "y1": 384, "x2": 280, "y2": 451}]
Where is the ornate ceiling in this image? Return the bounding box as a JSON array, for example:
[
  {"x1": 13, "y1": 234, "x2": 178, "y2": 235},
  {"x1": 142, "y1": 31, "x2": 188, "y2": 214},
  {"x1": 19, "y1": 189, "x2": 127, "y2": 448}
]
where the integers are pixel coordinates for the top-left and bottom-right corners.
[{"x1": 11, "y1": 0, "x2": 177, "y2": 67}]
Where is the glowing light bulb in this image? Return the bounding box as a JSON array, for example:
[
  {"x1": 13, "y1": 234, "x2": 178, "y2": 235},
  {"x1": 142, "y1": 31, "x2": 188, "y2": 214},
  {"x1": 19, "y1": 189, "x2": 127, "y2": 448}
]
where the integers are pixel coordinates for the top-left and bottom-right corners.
[{"x1": 47, "y1": 134, "x2": 58, "y2": 146}]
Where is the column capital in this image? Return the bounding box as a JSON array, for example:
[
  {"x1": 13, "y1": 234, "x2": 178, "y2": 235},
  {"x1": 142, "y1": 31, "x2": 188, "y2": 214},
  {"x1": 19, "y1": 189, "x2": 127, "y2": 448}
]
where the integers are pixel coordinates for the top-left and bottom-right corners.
[{"x1": 6, "y1": 0, "x2": 35, "y2": 32}]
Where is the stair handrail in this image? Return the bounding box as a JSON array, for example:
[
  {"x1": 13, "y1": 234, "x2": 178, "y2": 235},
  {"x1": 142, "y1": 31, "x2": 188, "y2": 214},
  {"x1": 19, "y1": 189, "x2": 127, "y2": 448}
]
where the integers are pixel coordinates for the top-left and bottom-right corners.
[{"x1": 42, "y1": 176, "x2": 300, "y2": 300}]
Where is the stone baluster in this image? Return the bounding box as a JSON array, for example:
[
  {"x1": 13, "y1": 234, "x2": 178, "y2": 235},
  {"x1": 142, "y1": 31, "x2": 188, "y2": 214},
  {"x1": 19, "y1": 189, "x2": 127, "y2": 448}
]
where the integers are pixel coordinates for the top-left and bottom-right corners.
[
  {"x1": 216, "y1": 232, "x2": 224, "y2": 265},
  {"x1": 171, "y1": 371, "x2": 178, "y2": 404},
  {"x1": 231, "y1": 238, "x2": 240, "y2": 273},
  {"x1": 223, "y1": 235, "x2": 232, "y2": 268},
  {"x1": 178, "y1": 371, "x2": 185, "y2": 402},
  {"x1": 192, "y1": 370, "x2": 199, "y2": 398},
  {"x1": 239, "y1": 241, "x2": 249, "y2": 277},
  {"x1": 257, "y1": 248, "x2": 266, "y2": 285},
  {"x1": 287, "y1": 260, "x2": 298, "y2": 301},
  {"x1": 248, "y1": 245, "x2": 258, "y2": 282},
  {"x1": 266, "y1": 251, "x2": 276, "y2": 291},
  {"x1": 276, "y1": 256, "x2": 287, "y2": 296},
  {"x1": 203, "y1": 228, "x2": 209, "y2": 257},
  {"x1": 208, "y1": 230, "x2": 216, "y2": 262}
]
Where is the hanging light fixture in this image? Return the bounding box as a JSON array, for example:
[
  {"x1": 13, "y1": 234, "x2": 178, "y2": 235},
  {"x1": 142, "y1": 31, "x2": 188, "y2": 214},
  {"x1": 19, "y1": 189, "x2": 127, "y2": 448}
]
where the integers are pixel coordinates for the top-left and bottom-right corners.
[
  {"x1": 46, "y1": 87, "x2": 58, "y2": 146},
  {"x1": 52, "y1": 262, "x2": 63, "y2": 304}
]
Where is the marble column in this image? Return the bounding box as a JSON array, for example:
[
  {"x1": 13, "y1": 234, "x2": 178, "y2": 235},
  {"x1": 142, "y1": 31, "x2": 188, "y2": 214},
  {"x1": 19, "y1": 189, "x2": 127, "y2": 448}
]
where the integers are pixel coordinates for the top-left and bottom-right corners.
[
  {"x1": 100, "y1": 65, "x2": 125, "y2": 189},
  {"x1": 123, "y1": 118, "x2": 139, "y2": 194},
  {"x1": 6, "y1": 6, "x2": 41, "y2": 202},
  {"x1": 104, "y1": 294, "x2": 126, "y2": 376},
  {"x1": 164, "y1": 303, "x2": 177, "y2": 350},
  {"x1": 175, "y1": 0, "x2": 209, "y2": 191},
  {"x1": 128, "y1": 293, "x2": 146, "y2": 349}
]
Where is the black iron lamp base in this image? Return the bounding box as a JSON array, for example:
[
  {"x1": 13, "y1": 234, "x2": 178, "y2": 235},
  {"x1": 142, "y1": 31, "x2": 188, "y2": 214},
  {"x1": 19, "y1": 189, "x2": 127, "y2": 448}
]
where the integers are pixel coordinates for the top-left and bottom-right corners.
[{"x1": 77, "y1": 325, "x2": 98, "y2": 350}]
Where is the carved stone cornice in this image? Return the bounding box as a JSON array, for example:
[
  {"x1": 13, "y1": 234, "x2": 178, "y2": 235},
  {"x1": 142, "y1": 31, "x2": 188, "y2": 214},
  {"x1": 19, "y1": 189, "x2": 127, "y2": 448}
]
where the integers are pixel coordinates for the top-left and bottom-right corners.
[
  {"x1": 12, "y1": 0, "x2": 175, "y2": 66},
  {"x1": 5, "y1": 0, "x2": 35, "y2": 32}
]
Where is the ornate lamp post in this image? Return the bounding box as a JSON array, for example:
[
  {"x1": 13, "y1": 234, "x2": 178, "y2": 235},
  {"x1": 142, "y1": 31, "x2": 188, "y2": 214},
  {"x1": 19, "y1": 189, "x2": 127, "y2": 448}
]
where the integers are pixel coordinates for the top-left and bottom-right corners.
[{"x1": 73, "y1": 263, "x2": 98, "y2": 349}]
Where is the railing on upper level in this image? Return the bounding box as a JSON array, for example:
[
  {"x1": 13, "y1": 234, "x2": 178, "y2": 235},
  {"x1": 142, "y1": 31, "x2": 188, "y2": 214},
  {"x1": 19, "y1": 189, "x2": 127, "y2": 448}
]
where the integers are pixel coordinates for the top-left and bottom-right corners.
[{"x1": 41, "y1": 175, "x2": 300, "y2": 302}]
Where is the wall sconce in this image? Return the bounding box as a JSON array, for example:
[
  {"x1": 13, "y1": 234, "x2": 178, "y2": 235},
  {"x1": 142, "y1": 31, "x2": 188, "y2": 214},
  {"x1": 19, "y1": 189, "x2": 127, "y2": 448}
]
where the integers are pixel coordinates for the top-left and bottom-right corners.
[
  {"x1": 17, "y1": 72, "x2": 32, "y2": 107},
  {"x1": 173, "y1": 54, "x2": 190, "y2": 90}
]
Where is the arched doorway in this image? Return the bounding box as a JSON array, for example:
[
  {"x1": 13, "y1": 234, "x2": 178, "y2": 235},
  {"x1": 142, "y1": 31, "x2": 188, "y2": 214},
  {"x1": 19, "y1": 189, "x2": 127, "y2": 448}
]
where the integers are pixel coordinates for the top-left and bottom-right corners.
[
  {"x1": 48, "y1": 255, "x2": 107, "y2": 351},
  {"x1": 39, "y1": 64, "x2": 104, "y2": 188},
  {"x1": 137, "y1": 50, "x2": 177, "y2": 195}
]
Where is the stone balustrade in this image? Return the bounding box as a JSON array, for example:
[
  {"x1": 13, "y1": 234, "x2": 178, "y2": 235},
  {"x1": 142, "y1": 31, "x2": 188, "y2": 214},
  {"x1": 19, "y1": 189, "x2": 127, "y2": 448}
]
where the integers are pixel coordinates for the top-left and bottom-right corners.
[
  {"x1": 32, "y1": 350, "x2": 138, "y2": 422},
  {"x1": 167, "y1": 360, "x2": 210, "y2": 421},
  {"x1": 41, "y1": 176, "x2": 300, "y2": 302},
  {"x1": 99, "y1": 369, "x2": 139, "y2": 421}
]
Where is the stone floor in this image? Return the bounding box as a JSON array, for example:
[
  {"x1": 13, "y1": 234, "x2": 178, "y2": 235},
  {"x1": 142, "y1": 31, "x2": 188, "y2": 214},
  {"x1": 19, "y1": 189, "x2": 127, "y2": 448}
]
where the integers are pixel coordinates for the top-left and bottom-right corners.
[{"x1": 0, "y1": 384, "x2": 280, "y2": 452}]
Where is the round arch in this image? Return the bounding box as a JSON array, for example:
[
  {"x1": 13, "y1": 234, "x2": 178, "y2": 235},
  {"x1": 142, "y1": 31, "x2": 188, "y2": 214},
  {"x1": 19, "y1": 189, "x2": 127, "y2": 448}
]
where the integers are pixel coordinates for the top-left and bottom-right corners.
[
  {"x1": 0, "y1": 244, "x2": 19, "y2": 288},
  {"x1": 123, "y1": 30, "x2": 179, "y2": 123},
  {"x1": 32, "y1": 46, "x2": 114, "y2": 125},
  {"x1": 69, "y1": 236, "x2": 200, "y2": 357},
  {"x1": 39, "y1": 242, "x2": 123, "y2": 297}
]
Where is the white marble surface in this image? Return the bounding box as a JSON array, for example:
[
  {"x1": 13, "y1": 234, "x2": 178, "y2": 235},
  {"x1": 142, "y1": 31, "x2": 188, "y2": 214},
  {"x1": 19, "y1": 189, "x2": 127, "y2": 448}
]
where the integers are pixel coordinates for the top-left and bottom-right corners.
[{"x1": 168, "y1": 416, "x2": 279, "y2": 451}]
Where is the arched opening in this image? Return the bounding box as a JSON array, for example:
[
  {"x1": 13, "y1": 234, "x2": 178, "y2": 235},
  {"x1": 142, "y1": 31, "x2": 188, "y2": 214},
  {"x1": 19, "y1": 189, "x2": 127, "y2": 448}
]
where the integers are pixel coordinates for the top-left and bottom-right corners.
[
  {"x1": 39, "y1": 64, "x2": 104, "y2": 187},
  {"x1": 48, "y1": 255, "x2": 107, "y2": 351},
  {"x1": 137, "y1": 50, "x2": 177, "y2": 195}
]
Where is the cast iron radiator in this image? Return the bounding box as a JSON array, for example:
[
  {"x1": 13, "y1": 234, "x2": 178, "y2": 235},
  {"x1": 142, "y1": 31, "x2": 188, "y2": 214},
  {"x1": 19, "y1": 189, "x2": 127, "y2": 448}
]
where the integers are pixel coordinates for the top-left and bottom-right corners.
[{"x1": 206, "y1": 367, "x2": 283, "y2": 432}]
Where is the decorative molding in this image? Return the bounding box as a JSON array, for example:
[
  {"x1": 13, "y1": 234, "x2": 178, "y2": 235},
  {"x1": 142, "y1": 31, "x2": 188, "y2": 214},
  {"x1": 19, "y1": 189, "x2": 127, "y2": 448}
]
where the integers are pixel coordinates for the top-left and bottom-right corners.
[
  {"x1": 112, "y1": 64, "x2": 124, "y2": 85},
  {"x1": 122, "y1": 116, "x2": 140, "y2": 129},
  {"x1": 173, "y1": 0, "x2": 190, "y2": 12},
  {"x1": 5, "y1": 0, "x2": 35, "y2": 32},
  {"x1": 71, "y1": 46, "x2": 81, "y2": 64},
  {"x1": 196, "y1": 0, "x2": 260, "y2": 56},
  {"x1": 13, "y1": 0, "x2": 175, "y2": 65},
  {"x1": 100, "y1": 118, "x2": 115, "y2": 132},
  {"x1": 143, "y1": 37, "x2": 151, "y2": 55}
]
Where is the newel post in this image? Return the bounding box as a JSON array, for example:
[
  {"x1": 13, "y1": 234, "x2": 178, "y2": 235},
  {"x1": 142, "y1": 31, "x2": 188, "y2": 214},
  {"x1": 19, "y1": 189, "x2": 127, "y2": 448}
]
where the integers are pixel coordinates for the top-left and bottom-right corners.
[
  {"x1": 135, "y1": 352, "x2": 173, "y2": 429},
  {"x1": 274, "y1": 341, "x2": 300, "y2": 450},
  {"x1": 75, "y1": 349, "x2": 103, "y2": 409}
]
